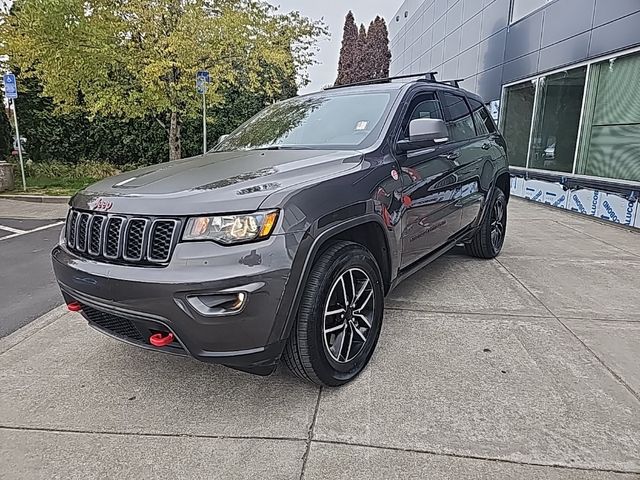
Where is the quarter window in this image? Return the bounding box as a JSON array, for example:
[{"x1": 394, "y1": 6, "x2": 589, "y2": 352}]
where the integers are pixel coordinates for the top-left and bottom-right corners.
[
  {"x1": 469, "y1": 98, "x2": 496, "y2": 135},
  {"x1": 441, "y1": 92, "x2": 476, "y2": 142}
]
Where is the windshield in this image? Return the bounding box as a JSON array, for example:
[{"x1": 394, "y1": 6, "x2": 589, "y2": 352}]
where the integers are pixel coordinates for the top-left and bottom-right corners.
[{"x1": 214, "y1": 91, "x2": 395, "y2": 151}]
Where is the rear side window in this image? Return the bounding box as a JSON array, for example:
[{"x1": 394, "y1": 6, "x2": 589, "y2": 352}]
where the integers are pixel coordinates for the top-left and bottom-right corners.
[
  {"x1": 468, "y1": 98, "x2": 496, "y2": 135},
  {"x1": 441, "y1": 92, "x2": 476, "y2": 142}
]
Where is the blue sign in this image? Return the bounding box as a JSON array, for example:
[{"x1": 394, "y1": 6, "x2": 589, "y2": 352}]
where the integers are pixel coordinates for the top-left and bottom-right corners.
[
  {"x1": 3, "y1": 73, "x2": 17, "y2": 99},
  {"x1": 196, "y1": 70, "x2": 210, "y2": 94}
]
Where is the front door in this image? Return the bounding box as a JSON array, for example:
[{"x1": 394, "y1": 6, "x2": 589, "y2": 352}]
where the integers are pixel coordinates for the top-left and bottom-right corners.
[{"x1": 396, "y1": 91, "x2": 462, "y2": 269}]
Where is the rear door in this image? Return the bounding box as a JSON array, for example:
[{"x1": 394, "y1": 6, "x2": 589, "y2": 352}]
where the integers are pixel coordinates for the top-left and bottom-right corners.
[
  {"x1": 396, "y1": 90, "x2": 462, "y2": 269},
  {"x1": 460, "y1": 97, "x2": 501, "y2": 228},
  {"x1": 438, "y1": 92, "x2": 491, "y2": 230}
]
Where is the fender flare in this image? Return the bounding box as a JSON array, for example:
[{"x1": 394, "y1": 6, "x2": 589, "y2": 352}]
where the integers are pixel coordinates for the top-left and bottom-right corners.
[{"x1": 273, "y1": 212, "x2": 394, "y2": 344}]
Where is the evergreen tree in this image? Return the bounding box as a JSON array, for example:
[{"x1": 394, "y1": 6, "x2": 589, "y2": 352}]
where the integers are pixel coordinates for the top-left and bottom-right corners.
[
  {"x1": 335, "y1": 11, "x2": 358, "y2": 86},
  {"x1": 355, "y1": 24, "x2": 369, "y2": 83},
  {"x1": 366, "y1": 16, "x2": 392, "y2": 80}
]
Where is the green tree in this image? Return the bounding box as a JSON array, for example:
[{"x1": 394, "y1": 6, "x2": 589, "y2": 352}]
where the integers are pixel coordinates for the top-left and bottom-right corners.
[
  {"x1": 0, "y1": 0, "x2": 324, "y2": 161},
  {"x1": 10, "y1": 69, "x2": 297, "y2": 166},
  {"x1": 335, "y1": 11, "x2": 358, "y2": 86},
  {"x1": 365, "y1": 17, "x2": 391, "y2": 80},
  {"x1": 355, "y1": 23, "x2": 369, "y2": 83}
]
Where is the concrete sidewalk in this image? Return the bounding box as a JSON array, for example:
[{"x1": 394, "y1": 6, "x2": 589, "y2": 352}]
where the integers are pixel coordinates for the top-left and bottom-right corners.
[
  {"x1": 1, "y1": 198, "x2": 639, "y2": 479},
  {"x1": 0, "y1": 198, "x2": 69, "y2": 220}
]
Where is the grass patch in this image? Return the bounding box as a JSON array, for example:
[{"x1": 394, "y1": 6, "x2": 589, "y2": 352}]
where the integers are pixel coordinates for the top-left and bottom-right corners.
[
  {"x1": 9, "y1": 176, "x2": 98, "y2": 196},
  {"x1": 3, "y1": 160, "x2": 128, "y2": 196}
]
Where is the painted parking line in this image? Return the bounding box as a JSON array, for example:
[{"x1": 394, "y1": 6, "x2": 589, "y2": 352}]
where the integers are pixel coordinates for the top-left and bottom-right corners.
[
  {"x1": 0, "y1": 221, "x2": 64, "y2": 241},
  {"x1": 0, "y1": 224, "x2": 27, "y2": 234}
]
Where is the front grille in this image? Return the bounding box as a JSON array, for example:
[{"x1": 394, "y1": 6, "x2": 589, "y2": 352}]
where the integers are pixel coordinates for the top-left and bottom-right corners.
[
  {"x1": 149, "y1": 220, "x2": 177, "y2": 262},
  {"x1": 66, "y1": 210, "x2": 180, "y2": 265},
  {"x1": 82, "y1": 306, "x2": 145, "y2": 343}
]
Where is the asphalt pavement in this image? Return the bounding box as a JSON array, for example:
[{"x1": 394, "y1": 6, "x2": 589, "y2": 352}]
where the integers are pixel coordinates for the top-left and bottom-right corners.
[
  {"x1": 1, "y1": 198, "x2": 639, "y2": 479},
  {"x1": 0, "y1": 199, "x2": 68, "y2": 337}
]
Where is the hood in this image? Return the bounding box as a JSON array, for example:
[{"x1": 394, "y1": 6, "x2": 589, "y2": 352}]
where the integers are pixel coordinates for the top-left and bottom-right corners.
[{"x1": 72, "y1": 149, "x2": 361, "y2": 215}]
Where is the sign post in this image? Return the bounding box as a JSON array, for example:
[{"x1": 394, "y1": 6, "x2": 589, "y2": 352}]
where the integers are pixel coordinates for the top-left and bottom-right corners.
[
  {"x1": 196, "y1": 71, "x2": 210, "y2": 155},
  {"x1": 3, "y1": 73, "x2": 26, "y2": 191}
]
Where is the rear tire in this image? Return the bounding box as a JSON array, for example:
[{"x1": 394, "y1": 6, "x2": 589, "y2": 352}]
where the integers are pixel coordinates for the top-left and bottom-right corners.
[
  {"x1": 283, "y1": 241, "x2": 384, "y2": 386},
  {"x1": 465, "y1": 188, "x2": 507, "y2": 259}
]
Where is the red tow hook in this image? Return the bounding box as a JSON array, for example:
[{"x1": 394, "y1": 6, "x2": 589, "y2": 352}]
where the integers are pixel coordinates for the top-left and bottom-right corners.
[
  {"x1": 149, "y1": 332, "x2": 174, "y2": 347},
  {"x1": 67, "y1": 302, "x2": 82, "y2": 312}
]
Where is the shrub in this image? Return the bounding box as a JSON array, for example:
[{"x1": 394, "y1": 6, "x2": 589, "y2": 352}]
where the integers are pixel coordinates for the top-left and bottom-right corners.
[{"x1": 24, "y1": 160, "x2": 122, "y2": 180}]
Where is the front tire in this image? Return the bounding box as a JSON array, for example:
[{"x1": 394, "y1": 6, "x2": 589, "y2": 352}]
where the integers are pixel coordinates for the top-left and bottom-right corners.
[
  {"x1": 465, "y1": 187, "x2": 507, "y2": 259},
  {"x1": 283, "y1": 241, "x2": 384, "y2": 386}
]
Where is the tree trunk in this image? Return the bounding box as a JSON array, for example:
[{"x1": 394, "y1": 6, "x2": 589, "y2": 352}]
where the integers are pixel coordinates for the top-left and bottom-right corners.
[{"x1": 168, "y1": 111, "x2": 181, "y2": 161}]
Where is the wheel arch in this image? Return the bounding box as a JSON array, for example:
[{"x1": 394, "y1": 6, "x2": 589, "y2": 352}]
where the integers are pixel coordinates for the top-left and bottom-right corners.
[
  {"x1": 495, "y1": 169, "x2": 510, "y2": 202},
  {"x1": 274, "y1": 214, "x2": 395, "y2": 346}
]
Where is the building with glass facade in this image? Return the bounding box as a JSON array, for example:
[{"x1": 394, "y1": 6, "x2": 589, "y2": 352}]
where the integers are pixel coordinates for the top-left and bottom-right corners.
[{"x1": 389, "y1": 0, "x2": 640, "y2": 228}]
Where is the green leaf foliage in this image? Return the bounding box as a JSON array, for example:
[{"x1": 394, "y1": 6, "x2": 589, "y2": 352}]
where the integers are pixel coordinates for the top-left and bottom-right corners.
[{"x1": 1, "y1": 0, "x2": 325, "y2": 160}]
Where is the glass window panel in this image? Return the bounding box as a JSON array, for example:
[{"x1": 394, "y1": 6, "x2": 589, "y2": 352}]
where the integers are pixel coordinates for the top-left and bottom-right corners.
[
  {"x1": 401, "y1": 93, "x2": 444, "y2": 139},
  {"x1": 511, "y1": 0, "x2": 548, "y2": 22},
  {"x1": 501, "y1": 81, "x2": 536, "y2": 167},
  {"x1": 577, "y1": 52, "x2": 640, "y2": 182},
  {"x1": 528, "y1": 67, "x2": 586, "y2": 173},
  {"x1": 469, "y1": 98, "x2": 497, "y2": 135},
  {"x1": 441, "y1": 92, "x2": 476, "y2": 142}
]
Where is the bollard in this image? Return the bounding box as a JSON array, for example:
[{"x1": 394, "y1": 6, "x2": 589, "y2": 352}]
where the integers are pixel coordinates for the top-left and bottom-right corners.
[{"x1": 0, "y1": 162, "x2": 15, "y2": 192}]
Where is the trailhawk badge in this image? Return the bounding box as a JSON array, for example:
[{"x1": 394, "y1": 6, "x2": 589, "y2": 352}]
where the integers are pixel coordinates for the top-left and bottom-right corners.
[{"x1": 88, "y1": 198, "x2": 114, "y2": 212}]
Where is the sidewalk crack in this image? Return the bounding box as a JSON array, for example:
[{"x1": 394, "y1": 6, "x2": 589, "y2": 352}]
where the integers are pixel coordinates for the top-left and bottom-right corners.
[
  {"x1": 300, "y1": 386, "x2": 322, "y2": 480},
  {"x1": 313, "y1": 439, "x2": 640, "y2": 476}
]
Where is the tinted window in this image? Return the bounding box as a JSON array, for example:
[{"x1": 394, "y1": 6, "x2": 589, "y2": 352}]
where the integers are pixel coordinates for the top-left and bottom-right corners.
[
  {"x1": 441, "y1": 93, "x2": 476, "y2": 142},
  {"x1": 401, "y1": 93, "x2": 444, "y2": 139},
  {"x1": 215, "y1": 91, "x2": 395, "y2": 151},
  {"x1": 468, "y1": 98, "x2": 496, "y2": 135}
]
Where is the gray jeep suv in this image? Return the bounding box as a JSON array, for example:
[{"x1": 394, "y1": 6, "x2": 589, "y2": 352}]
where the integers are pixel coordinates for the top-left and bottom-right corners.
[{"x1": 52, "y1": 73, "x2": 509, "y2": 386}]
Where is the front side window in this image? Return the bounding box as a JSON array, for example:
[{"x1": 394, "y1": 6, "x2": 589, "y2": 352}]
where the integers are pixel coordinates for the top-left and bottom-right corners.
[
  {"x1": 215, "y1": 91, "x2": 396, "y2": 151},
  {"x1": 401, "y1": 93, "x2": 444, "y2": 139},
  {"x1": 441, "y1": 92, "x2": 476, "y2": 142}
]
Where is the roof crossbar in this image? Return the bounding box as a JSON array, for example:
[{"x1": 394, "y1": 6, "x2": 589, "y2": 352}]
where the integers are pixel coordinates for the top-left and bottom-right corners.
[{"x1": 325, "y1": 72, "x2": 439, "y2": 90}]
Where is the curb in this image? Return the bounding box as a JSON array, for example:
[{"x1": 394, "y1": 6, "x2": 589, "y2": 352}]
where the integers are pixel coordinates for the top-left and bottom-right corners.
[
  {"x1": 0, "y1": 194, "x2": 71, "y2": 204},
  {"x1": 0, "y1": 305, "x2": 68, "y2": 355}
]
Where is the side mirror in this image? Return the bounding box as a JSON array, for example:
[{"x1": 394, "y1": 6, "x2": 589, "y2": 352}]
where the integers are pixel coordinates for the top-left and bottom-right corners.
[
  {"x1": 217, "y1": 134, "x2": 229, "y2": 145},
  {"x1": 397, "y1": 118, "x2": 449, "y2": 153}
]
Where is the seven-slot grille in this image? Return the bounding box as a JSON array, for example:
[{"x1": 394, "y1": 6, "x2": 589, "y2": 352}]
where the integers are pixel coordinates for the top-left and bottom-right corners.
[{"x1": 66, "y1": 210, "x2": 180, "y2": 265}]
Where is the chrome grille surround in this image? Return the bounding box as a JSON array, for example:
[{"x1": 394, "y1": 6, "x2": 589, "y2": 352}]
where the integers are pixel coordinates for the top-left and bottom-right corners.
[{"x1": 65, "y1": 210, "x2": 181, "y2": 266}]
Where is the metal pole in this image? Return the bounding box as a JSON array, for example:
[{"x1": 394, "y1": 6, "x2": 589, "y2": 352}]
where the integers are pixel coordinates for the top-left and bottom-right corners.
[
  {"x1": 11, "y1": 99, "x2": 27, "y2": 191},
  {"x1": 202, "y1": 92, "x2": 207, "y2": 154}
]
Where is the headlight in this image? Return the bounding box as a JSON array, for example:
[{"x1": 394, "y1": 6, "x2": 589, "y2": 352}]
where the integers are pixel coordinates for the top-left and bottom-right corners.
[{"x1": 182, "y1": 210, "x2": 279, "y2": 245}]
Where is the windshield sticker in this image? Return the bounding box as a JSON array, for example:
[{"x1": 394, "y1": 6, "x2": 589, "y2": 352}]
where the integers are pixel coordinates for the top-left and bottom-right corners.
[{"x1": 355, "y1": 121, "x2": 369, "y2": 131}]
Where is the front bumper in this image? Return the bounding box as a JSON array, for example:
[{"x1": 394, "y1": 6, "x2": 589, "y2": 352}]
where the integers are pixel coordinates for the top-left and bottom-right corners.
[{"x1": 52, "y1": 235, "x2": 298, "y2": 375}]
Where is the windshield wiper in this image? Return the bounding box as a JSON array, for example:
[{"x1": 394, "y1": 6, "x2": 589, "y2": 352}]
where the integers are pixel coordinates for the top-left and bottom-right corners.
[{"x1": 253, "y1": 145, "x2": 313, "y2": 151}]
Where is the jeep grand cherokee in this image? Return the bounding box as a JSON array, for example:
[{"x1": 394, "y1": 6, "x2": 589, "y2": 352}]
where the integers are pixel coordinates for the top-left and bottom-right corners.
[{"x1": 52, "y1": 73, "x2": 509, "y2": 386}]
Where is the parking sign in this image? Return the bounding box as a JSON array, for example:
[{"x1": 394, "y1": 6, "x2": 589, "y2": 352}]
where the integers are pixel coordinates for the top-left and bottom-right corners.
[
  {"x1": 3, "y1": 73, "x2": 17, "y2": 99},
  {"x1": 196, "y1": 70, "x2": 210, "y2": 94}
]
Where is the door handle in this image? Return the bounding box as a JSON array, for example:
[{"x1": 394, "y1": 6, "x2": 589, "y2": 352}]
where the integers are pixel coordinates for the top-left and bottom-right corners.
[
  {"x1": 440, "y1": 152, "x2": 460, "y2": 160},
  {"x1": 481, "y1": 143, "x2": 491, "y2": 150}
]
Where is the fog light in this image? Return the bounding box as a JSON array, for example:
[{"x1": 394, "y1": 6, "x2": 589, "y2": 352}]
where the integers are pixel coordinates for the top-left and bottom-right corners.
[{"x1": 187, "y1": 292, "x2": 247, "y2": 316}]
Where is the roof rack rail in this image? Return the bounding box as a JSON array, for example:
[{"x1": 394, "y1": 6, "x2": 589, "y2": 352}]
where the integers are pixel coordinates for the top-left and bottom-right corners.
[
  {"x1": 324, "y1": 72, "x2": 439, "y2": 90},
  {"x1": 440, "y1": 78, "x2": 465, "y2": 88}
]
